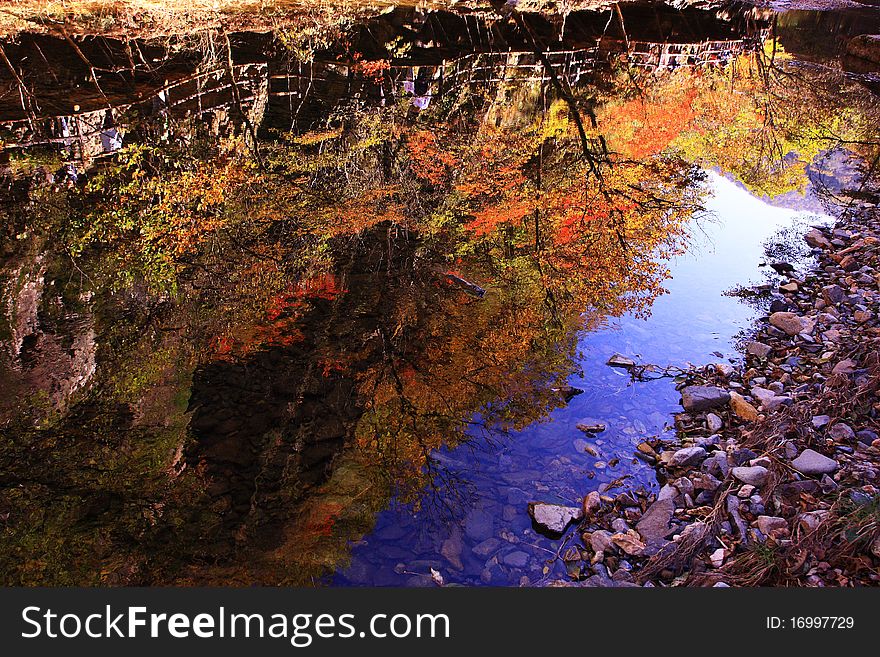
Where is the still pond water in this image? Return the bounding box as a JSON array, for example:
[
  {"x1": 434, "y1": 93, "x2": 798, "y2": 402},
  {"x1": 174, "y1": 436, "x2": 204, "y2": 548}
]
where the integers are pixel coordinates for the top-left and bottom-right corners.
[{"x1": 335, "y1": 172, "x2": 832, "y2": 586}]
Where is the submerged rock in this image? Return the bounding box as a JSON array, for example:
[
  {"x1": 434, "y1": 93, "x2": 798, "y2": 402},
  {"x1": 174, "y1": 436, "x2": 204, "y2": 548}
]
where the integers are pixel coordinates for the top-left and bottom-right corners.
[
  {"x1": 502, "y1": 551, "x2": 530, "y2": 568},
  {"x1": 440, "y1": 528, "x2": 464, "y2": 570},
  {"x1": 472, "y1": 537, "x2": 502, "y2": 557},
  {"x1": 576, "y1": 422, "x2": 607, "y2": 434},
  {"x1": 528, "y1": 503, "x2": 583, "y2": 535},
  {"x1": 463, "y1": 508, "x2": 494, "y2": 542}
]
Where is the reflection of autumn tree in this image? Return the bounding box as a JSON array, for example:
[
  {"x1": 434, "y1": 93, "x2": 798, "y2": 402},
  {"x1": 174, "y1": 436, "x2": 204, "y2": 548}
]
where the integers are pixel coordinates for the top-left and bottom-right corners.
[
  {"x1": 597, "y1": 44, "x2": 880, "y2": 198},
  {"x1": 263, "y1": 89, "x2": 706, "y2": 498},
  {"x1": 3, "y1": 56, "x2": 713, "y2": 585}
]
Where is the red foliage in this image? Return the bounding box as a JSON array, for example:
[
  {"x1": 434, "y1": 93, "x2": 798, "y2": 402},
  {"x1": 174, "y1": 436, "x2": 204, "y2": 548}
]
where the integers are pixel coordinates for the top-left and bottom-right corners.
[
  {"x1": 295, "y1": 273, "x2": 347, "y2": 301},
  {"x1": 407, "y1": 130, "x2": 458, "y2": 186},
  {"x1": 606, "y1": 87, "x2": 700, "y2": 158},
  {"x1": 465, "y1": 198, "x2": 534, "y2": 236},
  {"x1": 352, "y1": 56, "x2": 391, "y2": 81}
]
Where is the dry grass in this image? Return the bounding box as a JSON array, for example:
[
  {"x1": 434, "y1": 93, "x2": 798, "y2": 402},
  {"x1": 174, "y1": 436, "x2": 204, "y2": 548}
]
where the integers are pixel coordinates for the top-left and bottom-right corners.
[
  {"x1": 0, "y1": 1, "x2": 415, "y2": 37},
  {"x1": 641, "y1": 357, "x2": 880, "y2": 587},
  {"x1": 0, "y1": 0, "x2": 618, "y2": 38}
]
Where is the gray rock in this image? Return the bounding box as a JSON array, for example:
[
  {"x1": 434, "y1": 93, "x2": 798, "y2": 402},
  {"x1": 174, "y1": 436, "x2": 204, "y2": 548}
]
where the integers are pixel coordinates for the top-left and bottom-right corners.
[
  {"x1": 750, "y1": 386, "x2": 778, "y2": 406},
  {"x1": 769, "y1": 311, "x2": 809, "y2": 336},
  {"x1": 690, "y1": 472, "x2": 721, "y2": 492},
  {"x1": 583, "y1": 574, "x2": 615, "y2": 587},
  {"x1": 738, "y1": 484, "x2": 756, "y2": 498},
  {"x1": 672, "y1": 478, "x2": 694, "y2": 502},
  {"x1": 763, "y1": 395, "x2": 793, "y2": 412},
  {"x1": 727, "y1": 496, "x2": 749, "y2": 542},
  {"x1": 798, "y1": 510, "x2": 829, "y2": 532},
  {"x1": 607, "y1": 353, "x2": 636, "y2": 368},
  {"x1": 822, "y1": 284, "x2": 847, "y2": 306},
  {"x1": 811, "y1": 415, "x2": 831, "y2": 429},
  {"x1": 670, "y1": 446, "x2": 707, "y2": 467},
  {"x1": 829, "y1": 423, "x2": 855, "y2": 442},
  {"x1": 804, "y1": 228, "x2": 831, "y2": 249},
  {"x1": 706, "y1": 452, "x2": 731, "y2": 477},
  {"x1": 791, "y1": 449, "x2": 838, "y2": 475},
  {"x1": 820, "y1": 474, "x2": 839, "y2": 493},
  {"x1": 636, "y1": 498, "x2": 675, "y2": 543},
  {"x1": 590, "y1": 530, "x2": 616, "y2": 554},
  {"x1": 527, "y1": 503, "x2": 583, "y2": 534},
  {"x1": 848, "y1": 490, "x2": 873, "y2": 506},
  {"x1": 657, "y1": 484, "x2": 678, "y2": 501},
  {"x1": 746, "y1": 341, "x2": 773, "y2": 358},
  {"x1": 832, "y1": 359, "x2": 857, "y2": 375},
  {"x1": 695, "y1": 434, "x2": 721, "y2": 449},
  {"x1": 611, "y1": 518, "x2": 630, "y2": 533},
  {"x1": 756, "y1": 515, "x2": 789, "y2": 537},
  {"x1": 732, "y1": 465, "x2": 769, "y2": 487},
  {"x1": 857, "y1": 429, "x2": 878, "y2": 446},
  {"x1": 731, "y1": 448, "x2": 758, "y2": 466},
  {"x1": 680, "y1": 386, "x2": 731, "y2": 412},
  {"x1": 706, "y1": 413, "x2": 723, "y2": 432}
]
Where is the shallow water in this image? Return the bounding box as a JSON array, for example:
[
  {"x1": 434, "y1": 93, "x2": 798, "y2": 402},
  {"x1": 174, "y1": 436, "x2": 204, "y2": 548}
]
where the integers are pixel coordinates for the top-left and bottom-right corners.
[{"x1": 334, "y1": 172, "x2": 833, "y2": 586}]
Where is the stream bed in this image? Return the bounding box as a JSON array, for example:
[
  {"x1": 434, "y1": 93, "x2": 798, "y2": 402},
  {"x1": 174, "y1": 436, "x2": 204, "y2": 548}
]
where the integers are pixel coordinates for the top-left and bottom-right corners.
[{"x1": 335, "y1": 172, "x2": 835, "y2": 586}]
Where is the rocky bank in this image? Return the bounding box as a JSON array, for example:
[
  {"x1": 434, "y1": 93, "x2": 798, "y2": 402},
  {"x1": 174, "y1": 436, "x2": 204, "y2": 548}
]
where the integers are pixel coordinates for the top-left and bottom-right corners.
[{"x1": 529, "y1": 197, "x2": 880, "y2": 587}]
